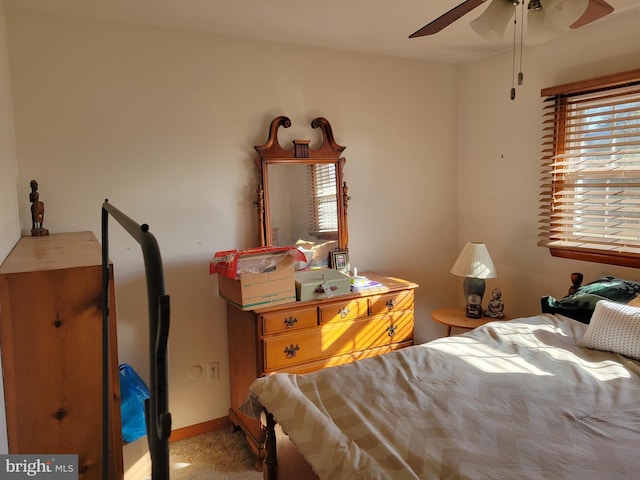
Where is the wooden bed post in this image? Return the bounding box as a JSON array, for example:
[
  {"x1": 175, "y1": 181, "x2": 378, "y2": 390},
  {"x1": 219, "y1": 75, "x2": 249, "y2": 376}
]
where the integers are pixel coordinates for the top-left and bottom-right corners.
[{"x1": 264, "y1": 410, "x2": 277, "y2": 480}]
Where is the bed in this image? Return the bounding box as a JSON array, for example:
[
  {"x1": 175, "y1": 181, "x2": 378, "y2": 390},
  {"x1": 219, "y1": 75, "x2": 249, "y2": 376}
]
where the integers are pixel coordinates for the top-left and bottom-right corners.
[{"x1": 240, "y1": 277, "x2": 640, "y2": 480}]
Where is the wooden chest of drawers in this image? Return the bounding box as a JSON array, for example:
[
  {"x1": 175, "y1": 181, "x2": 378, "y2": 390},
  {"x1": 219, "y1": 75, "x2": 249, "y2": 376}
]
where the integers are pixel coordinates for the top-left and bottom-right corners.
[
  {"x1": 0, "y1": 232, "x2": 123, "y2": 480},
  {"x1": 226, "y1": 272, "x2": 418, "y2": 468}
]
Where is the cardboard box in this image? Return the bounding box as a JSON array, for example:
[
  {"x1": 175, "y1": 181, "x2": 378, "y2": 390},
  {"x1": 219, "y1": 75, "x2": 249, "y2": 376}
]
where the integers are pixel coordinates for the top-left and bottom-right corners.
[
  {"x1": 211, "y1": 247, "x2": 303, "y2": 310},
  {"x1": 295, "y1": 269, "x2": 351, "y2": 301}
]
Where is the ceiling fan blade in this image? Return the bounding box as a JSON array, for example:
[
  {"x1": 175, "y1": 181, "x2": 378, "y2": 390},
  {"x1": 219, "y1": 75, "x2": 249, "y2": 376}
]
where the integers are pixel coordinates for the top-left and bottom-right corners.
[
  {"x1": 409, "y1": 0, "x2": 488, "y2": 38},
  {"x1": 570, "y1": 0, "x2": 614, "y2": 29}
]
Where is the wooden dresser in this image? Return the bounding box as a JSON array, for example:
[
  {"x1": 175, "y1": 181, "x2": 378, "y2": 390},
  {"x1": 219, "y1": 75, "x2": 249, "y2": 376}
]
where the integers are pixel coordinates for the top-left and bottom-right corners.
[
  {"x1": 0, "y1": 232, "x2": 123, "y2": 480},
  {"x1": 226, "y1": 272, "x2": 418, "y2": 468}
]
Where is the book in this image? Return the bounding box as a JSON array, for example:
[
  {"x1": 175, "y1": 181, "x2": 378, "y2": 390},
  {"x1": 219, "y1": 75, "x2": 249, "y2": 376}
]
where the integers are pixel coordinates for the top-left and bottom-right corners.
[{"x1": 350, "y1": 278, "x2": 383, "y2": 291}]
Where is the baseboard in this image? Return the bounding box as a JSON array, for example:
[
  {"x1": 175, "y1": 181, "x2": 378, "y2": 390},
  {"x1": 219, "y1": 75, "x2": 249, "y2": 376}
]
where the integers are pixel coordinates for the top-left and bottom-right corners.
[{"x1": 169, "y1": 416, "x2": 231, "y2": 443}]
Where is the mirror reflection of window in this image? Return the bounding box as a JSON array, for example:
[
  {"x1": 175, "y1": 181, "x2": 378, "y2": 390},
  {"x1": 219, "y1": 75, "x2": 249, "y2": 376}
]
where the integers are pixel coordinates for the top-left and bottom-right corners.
[{"x1": 307, "y1": 164, "x2": 338, "y2": 238}]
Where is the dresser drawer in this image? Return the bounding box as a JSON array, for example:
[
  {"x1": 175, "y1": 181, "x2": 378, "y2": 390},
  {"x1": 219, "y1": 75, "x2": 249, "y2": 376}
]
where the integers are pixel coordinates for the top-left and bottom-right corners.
[
  {"x1": 263, "y1": 312, "x2": 413, "y2": 372},
  {"x1": 319, "y1": 298, "x2": 368, "y2": 324},
  {"x1": 371, "y1": 310, "x2": 414, "y2": 345},
  {"x1": 262, "y1": 306, "x2": 318, "y2": 335},
  {"x1": 369, "y1": 290, "x2": 414, "y2": 315},
  {"x1": 282, "y1": 342, "x2": 413, "y2": 374}
]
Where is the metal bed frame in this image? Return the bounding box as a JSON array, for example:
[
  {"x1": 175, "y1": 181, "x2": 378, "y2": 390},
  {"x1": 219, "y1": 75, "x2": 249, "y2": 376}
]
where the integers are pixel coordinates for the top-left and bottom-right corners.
[{"x1": 101, "y1": 200, "x2": 172, "y2": 480}]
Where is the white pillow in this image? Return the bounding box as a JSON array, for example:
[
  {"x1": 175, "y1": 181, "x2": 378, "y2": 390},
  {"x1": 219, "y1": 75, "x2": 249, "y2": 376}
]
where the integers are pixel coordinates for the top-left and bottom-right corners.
[{"x1": 577, "y1": 300, "x2": 640, "y2": 360}]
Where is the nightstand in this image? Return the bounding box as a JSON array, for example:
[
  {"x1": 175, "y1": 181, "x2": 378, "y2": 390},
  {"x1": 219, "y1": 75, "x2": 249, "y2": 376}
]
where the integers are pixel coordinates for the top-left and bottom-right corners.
[{"x1": 432, "y1": 307, "x2": 509, "y2": 336}]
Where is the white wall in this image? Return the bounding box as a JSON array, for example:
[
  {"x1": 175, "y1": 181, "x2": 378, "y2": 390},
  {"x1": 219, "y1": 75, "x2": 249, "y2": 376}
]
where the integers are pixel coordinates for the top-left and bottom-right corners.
[
  {"x1": 0, "y1": 0, "x2": 19, "y2": 260},
  {"x1": 459, "y1": 9, "x2": 640, "y2": 317},
  {"x1": 5, "y1": 7, "x2": 460, "y2": 440},
  {"x1": 0, "y1": 0, "x2": 19, "y2": 455}
]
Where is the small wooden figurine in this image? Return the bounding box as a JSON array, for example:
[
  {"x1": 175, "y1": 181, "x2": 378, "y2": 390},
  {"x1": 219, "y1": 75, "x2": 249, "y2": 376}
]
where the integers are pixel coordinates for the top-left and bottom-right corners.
[
  {"x1": 485, "y1": 288, "x2": 504, "y2": 319},
  {"x1": 569, "y1": 273, "x2": 583, "y2": 295},
  {"x1": 30, "y1": 179, "x2": 49, "y2": 236}
]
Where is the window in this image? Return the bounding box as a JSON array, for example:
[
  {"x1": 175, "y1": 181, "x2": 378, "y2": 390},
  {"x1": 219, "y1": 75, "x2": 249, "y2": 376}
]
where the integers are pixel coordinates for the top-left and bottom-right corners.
[
  {"x1": 539, "y1": 69, "x2": 640, "y2": 268},
  {"x1": 306, "y1": 163, "x2": 338, "y2": 238}
]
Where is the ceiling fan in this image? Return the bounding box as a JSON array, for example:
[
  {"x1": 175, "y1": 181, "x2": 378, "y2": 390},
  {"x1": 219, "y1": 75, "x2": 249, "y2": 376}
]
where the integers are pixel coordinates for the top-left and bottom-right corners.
[
  {"x1": 409, "y1": 0, "x2": 614, "y2": 41},
  {"x1": 410, "y1": 0, "x2": 615, "y2": 100}
]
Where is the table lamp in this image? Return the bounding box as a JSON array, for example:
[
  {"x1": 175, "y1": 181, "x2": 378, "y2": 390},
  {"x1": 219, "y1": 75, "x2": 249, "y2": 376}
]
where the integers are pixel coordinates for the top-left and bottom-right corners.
[{"x1": 451, "y1": 242, "x2": 497, "y2": 318}]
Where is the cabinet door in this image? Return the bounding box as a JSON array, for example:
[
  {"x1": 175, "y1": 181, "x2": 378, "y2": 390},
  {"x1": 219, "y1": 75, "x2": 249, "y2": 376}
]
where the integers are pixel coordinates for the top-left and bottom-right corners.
[{"x1": 0, "y1": 267, "x2": 107, "y2": 474}]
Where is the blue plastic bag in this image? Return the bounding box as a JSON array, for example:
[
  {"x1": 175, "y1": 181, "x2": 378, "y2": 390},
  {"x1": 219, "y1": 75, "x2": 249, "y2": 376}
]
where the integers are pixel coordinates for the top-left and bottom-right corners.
[{"x1": 119, "y1": 363, "x2": 150, "y2": 443}]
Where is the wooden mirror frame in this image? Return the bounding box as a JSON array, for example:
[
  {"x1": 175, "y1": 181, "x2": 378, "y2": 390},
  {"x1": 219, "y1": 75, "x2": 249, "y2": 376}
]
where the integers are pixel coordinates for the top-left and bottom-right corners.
[{"x1": 254, "y1": 116, "x2": 349, "y2": 252}]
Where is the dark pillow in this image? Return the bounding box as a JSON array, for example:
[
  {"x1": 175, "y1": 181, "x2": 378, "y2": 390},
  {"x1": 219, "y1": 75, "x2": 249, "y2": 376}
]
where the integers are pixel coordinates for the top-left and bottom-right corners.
[{"x1": 541, "y1": 276, "x2": 640, "y2": 324}]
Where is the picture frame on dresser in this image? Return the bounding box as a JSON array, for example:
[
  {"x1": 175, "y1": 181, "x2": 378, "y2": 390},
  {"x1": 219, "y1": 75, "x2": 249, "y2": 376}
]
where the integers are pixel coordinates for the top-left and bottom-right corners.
[{"x1": 330, "y1": 249, "x2": 349, "y2": 275}]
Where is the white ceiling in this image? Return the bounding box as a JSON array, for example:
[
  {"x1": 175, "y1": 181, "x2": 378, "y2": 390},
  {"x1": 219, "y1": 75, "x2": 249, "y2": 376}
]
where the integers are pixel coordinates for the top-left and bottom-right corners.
[{"x1": 5, "y1": 0, "x2": 640, "y2": 63}]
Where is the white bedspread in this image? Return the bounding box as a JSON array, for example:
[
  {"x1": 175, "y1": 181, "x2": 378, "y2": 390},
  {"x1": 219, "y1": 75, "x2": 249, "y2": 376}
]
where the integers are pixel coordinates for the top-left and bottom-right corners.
[{"x1": 241, "y1": 314, "x2": 640, "y2": 479}]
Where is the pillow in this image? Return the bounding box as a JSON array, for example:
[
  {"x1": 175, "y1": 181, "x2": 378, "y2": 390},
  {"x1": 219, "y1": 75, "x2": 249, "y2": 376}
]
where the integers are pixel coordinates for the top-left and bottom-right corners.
[
  {"x1": 577, "y1": 300, "x2": 640, "y2": 360},
  {"x1": 310, "y1": 240, "x2": 338, "y2": 267},
  {"x1": 541, "y1": 276, "x2": 640, "y2": 324},
  {"x1": 295, "y1": 239, "x2": 315, "y2": 250}
]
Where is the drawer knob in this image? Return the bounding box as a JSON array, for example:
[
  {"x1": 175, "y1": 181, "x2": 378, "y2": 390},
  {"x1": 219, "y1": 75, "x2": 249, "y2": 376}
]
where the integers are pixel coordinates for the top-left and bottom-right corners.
[
  {"x1": 339, "y1": 307, "x2": 350, "y2": 318},
  {"x1": 385, "y1": 299, "x2": 396, "y2": 310},
  {"x1": 283, "y1": 316, "x2": 298, "y2": 328},
  {"x1": 386, "y1": 324, "x2": 398, "y2": 337},
  {"x1": 284, "y1": 344, "x2": 300, "y2": 359}
]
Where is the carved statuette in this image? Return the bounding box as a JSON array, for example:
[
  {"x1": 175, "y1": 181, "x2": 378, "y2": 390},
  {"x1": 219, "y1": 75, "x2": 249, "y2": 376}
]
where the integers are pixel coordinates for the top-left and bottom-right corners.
[
  {"x1": 484, "y1": 288, "x2": 504, "y2": 319},
  {"x1": 30, "y1": 179, "x2": 49, "y2": 236}
]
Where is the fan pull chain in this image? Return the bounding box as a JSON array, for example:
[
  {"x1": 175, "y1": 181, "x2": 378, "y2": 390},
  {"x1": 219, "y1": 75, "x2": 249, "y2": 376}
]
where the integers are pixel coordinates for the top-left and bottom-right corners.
[
  {"x1": 518, "y1": 0, "x2": 524, "y2": 86},
  {"x1": 510, "y1": 0, "x2": 525, "y2": 100},
  {"x1": 510, "y1": 3, "x2": 518, "y2": 100}
]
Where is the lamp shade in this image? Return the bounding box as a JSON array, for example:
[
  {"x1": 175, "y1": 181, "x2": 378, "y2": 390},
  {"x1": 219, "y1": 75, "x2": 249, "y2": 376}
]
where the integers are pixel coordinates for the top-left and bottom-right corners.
[
  {"x1": 526, "y1": 7, "x2": 561, "y2": 45},
  {"x1": 470, "y1": 0, "x2": 516, "y2": 43},
  {"x1": 450, "y1": 242, "x2": 497, "y2": 279}
]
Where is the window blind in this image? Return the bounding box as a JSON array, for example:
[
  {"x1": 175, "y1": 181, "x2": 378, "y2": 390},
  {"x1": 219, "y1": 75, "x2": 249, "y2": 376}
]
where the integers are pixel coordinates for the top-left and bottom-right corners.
[
  {"x1": 306, "y1": 163, "x2": 338, "y2": 235},
  {"x1": 540, "y1": 69, "x2": 640, "y2": 267}
]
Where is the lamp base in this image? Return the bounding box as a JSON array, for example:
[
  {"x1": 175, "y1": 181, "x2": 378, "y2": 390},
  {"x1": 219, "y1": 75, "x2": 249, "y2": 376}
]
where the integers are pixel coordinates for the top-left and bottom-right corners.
[{"x1": 463, "y1": 277, "x2": 485, "y2": 318}]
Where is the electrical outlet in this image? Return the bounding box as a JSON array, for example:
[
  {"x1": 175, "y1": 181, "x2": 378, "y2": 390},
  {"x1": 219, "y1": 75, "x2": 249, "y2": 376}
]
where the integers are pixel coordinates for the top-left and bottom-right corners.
[{"x1": 207, "y1": 361, "x2": 219, "y2": 383}]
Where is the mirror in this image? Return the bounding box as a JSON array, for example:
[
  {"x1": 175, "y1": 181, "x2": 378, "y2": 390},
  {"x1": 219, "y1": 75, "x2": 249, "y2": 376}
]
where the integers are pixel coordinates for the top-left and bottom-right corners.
[
  {"x1": 254, "y1": 116, "x2": 349, "y2": 268},
  {"x1": 266, "y1": 163, "x2": 339, "y2": 246}
]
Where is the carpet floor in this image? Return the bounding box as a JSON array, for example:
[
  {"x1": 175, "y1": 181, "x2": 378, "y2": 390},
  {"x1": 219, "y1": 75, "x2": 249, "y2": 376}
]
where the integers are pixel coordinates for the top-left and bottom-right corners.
[{"x1": 168, "y1": 429, "x2": 263, "y2": 480}]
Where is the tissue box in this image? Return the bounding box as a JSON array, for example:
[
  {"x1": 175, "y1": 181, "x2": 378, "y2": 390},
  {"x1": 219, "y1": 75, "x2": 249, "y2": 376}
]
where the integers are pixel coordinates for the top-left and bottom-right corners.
[
  {"x1": 211, "y1": 247, "x2": 303, "y2": 310},
  {"x1": 295, "y1": 269, "x2": 351, "y2": 301}
]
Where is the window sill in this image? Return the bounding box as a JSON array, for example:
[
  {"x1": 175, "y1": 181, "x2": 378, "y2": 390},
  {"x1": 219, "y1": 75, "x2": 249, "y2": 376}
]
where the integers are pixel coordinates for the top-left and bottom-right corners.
[{"x1": 548, "y1": 247, "x2": 640, "y2": 269}]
